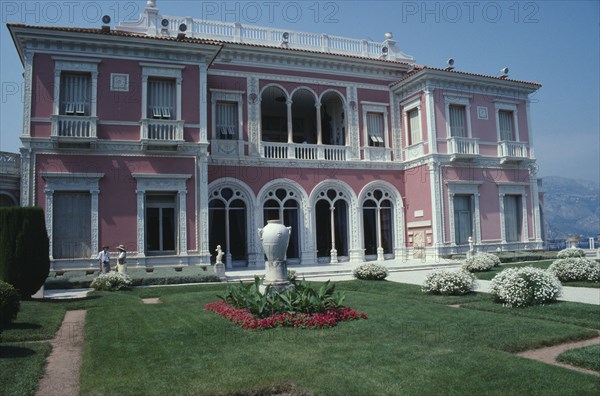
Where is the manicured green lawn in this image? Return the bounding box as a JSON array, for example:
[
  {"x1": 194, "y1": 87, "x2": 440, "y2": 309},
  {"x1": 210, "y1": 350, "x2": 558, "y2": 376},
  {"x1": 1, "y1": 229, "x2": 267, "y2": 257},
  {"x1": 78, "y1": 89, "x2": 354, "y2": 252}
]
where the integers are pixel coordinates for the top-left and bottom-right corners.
[
  {"x1": 0, "y1": 342, "x2": 52, "y2": 396},
  {"x1": 474, "y1": 260, "x2": 600, "y2": 288},
  {"x1": 2, "y1": 281, "x2": 600, "y2": 395},
  {"x1": 557, "y1": 344, "x2": 600, "y2": 372}
]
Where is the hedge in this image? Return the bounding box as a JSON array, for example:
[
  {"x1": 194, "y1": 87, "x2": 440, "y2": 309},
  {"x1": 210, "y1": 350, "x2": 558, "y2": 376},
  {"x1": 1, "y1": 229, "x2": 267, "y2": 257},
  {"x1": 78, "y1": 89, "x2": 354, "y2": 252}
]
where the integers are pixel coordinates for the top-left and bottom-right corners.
[{"x1": 0, "y1": 207, "x2": 50, "y2": 297}]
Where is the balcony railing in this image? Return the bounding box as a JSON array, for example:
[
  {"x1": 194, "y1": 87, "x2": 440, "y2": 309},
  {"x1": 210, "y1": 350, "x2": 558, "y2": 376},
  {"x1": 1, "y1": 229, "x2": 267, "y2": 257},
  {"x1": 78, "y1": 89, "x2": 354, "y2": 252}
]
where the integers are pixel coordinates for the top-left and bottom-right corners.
[
  {"x1": 262, "y1": 142, "x2": 349, "y2": 161},
  {"x1": 447, "y1": 137, "x2": 479, "y2": 161},
  {"x1": 51, "y1": 115, "x2": 97, "y2": 140},
  {"x1": 498, "y1": 141, "x2": 528, "y2": 163},
  {"x1": 117, "y1": 10, "x2": 414, "y2": 62},
  {"x1": 0, "y1": 152, "x2": 20, "y2": 176},
  {"x1": 141, "y1": 119, "x2": 184, "y2": 146}
]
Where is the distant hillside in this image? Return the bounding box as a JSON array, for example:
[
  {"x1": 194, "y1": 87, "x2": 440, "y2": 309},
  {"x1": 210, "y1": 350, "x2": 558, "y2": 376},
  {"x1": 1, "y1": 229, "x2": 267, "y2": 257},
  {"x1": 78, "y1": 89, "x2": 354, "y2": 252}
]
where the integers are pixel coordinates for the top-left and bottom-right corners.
[{"x1": 542, "y1": 176, "x2": 600, "y2": 239}]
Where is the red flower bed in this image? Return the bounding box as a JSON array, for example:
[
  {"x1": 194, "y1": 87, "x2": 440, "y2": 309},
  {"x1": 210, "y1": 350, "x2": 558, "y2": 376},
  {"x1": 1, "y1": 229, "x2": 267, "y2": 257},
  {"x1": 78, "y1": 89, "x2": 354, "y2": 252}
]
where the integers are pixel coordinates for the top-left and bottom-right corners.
[{"x1": 205, "y1": 301, "x2": 367, "y2": 330}]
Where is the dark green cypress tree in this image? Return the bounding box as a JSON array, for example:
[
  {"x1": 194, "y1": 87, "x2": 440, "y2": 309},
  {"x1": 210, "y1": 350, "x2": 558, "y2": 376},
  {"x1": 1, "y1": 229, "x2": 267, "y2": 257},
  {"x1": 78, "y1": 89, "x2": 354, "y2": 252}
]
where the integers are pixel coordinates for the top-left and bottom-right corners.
[{"x1": 0, "y1": 207, "x2": 50, "y2": 297}]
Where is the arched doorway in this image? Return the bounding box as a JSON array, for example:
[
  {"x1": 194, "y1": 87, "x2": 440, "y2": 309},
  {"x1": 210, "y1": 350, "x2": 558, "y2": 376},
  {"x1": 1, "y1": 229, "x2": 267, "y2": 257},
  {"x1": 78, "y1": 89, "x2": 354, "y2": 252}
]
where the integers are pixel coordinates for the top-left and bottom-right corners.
[
  {"x1": 362, "y1": 189, "x2": 394, "y2": 261},
  {"x1": 320, "y1": 91, "x2": 346, "y2": 146},
  {"x1": 315, "y1": 188, "x2": 349, "y2": 263},
  {"x1": 208, "y1": 187, "x2": 248, "y2": 267}
]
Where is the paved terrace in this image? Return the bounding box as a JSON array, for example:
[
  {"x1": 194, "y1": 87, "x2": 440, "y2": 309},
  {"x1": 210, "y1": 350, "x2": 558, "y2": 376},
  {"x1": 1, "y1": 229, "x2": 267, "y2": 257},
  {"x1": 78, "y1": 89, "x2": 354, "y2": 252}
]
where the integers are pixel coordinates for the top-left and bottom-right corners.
[{"x1": 44, "y1": 257, "x2": 600, "y2": 305}]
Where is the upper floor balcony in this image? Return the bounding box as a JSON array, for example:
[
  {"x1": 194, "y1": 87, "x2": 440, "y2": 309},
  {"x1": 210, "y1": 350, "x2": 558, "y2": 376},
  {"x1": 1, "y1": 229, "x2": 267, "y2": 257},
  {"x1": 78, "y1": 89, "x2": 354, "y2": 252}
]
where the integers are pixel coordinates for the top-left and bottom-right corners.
[
  {"x1": 447, "y1": 137, "x2": 479, "y2": 161},
  {"x1": 140, "y1": 119, "x2": 184, "y2": 148},
  {"x1": 498, "y1": 141, "x2": 528, "y2": 163},
  {"x1": 262, "y1": 142, "x2": 350, "y2": 161},
  {"x1": 50, "y1": 115, "x2": 98, "y2": 146}
]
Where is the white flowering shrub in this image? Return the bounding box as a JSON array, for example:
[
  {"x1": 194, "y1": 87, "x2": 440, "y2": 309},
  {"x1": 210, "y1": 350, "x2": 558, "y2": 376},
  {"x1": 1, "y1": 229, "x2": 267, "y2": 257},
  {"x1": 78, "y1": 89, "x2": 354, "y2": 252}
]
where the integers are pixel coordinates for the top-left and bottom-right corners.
[
  {"x1": 556, "y1": 248, "x2": 585, "y2": 259},
  {"x1": 421, "y1": 270, "x2": 475, "y2": 295},
  {"x1": 490, "y1": 267, "x2": 561, "y2": 308},
  {"x1": 462, "y1": 253, "x2": 499, "y2": 272},
  {"x1": 353, "y1": 263, "x2": 388, "y2": 280},
  {"x1": 91, "y1": 271, "x2": 132, "y2": 291},
  {"x1": 548, "y1": 258, "x2": 600, "y2": 282}
]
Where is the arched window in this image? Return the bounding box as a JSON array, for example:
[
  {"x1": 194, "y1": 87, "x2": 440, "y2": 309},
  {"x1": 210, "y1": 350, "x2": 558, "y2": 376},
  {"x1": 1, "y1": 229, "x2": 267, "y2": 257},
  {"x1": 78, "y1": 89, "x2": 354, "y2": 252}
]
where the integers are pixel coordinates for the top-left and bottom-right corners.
[
  {"x1": 362, "y1": 189, "x2": 393, "y2": 260},
  {"x1": 209, "y1": 187, "x2": 248, "y2": 266},
  {"x1": 315, "y1": 188, "x2": 349, "y2": 262},
  {"x1": 291, "y1": 89, "x2": 317, "y2": 144},
  {"x1": 261, "y1": 86, "x2": 288, "y2": 143},
  {"x1": 262, "y1": 188, "x2": 300, "y2": 260},
  {"x1": 320, "y1": 91, "x2": 346, "y2": 146}
]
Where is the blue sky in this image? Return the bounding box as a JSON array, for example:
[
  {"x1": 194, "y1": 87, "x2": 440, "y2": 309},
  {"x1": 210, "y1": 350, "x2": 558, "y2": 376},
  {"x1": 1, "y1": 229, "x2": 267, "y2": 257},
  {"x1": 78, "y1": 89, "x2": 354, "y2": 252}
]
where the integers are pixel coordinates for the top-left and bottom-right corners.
[{"x1": 1, "y1": 0, "x2": 598, "y2": 183}]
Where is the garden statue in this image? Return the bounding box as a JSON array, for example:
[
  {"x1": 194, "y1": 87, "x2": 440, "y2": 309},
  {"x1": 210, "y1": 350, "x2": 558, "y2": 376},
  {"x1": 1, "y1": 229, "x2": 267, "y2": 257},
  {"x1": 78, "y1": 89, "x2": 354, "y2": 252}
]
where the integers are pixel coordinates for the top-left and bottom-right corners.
[
  {"x1": 214, "y1": 245, "x2": 226, "y2": 280},
  {"x1": 468, "y1": 236, "x2": 475, "y2": 258},
  {"x1": 258, "y1": 219, "x2": 292, "y2": 293}
]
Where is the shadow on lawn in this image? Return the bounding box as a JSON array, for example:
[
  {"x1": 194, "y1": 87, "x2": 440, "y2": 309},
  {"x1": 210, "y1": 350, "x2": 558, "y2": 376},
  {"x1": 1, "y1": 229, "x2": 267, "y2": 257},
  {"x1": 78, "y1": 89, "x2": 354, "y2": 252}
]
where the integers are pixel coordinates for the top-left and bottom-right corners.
[{"x1": 0, "y1": 345, "x2": 37, "y2": 358}]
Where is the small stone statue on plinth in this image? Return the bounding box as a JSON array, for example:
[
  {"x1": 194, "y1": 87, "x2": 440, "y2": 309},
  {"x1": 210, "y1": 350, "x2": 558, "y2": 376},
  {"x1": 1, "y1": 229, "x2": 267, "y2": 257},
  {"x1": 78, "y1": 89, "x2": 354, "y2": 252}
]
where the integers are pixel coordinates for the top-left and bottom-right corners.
[
  {"x1": 214, "y1": 245, "x2": 226, "y2": 280},
  {"x1": 467, "y1": 236, "x2": 475, "y2": 258}
]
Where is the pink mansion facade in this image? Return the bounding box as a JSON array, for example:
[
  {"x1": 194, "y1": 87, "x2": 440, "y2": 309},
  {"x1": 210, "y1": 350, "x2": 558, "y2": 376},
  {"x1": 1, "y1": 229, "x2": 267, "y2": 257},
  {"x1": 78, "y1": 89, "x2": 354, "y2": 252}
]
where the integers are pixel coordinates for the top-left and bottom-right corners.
[{"x1": 8, "y1": 2, "x2": 543, "y2": 269}]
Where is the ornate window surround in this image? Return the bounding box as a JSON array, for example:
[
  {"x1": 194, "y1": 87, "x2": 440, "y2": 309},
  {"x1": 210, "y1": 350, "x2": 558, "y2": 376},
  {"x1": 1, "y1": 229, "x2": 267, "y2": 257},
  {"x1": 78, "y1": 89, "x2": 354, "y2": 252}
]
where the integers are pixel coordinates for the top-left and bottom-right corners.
[
  {"x1": 494, "y1": 101, "x2": 520, "y2": 142},
  {"x1": 361, "y1": 102, "x2": 389, "y2": 148},
  {"x1": 497, "y1": 182, "x2": 529, "y2": 244},
  {"x1": 357, "y1": 180, "x2": 405, "y2": 260},
  {"x1": 309, "y1": 179, "x2": 360, "y2": 263},
  {"x1": 446, "y1": 181, "x2": 482, "y2": 246},
  {"x1": 133, "y1": 173, "x2": 191, "y2": 257},
  {"x1": 444, "y1": 93, "x2": 473, "y2": 138},
  {"x1": 52, "y1": 57, "x2": 101, "y2": 117},
  {"x1": 140, "y1": 63, "x2": 185, "y2": 120},
  {"x1": 210, "y1": 89, "x2": 244, "y2": 140},
  {"x1": 401, "y1": 96, "x2": 422, "y2": 146},
  {"x1": 41, "y1": 172, "x2": 104, "y2": 259}
]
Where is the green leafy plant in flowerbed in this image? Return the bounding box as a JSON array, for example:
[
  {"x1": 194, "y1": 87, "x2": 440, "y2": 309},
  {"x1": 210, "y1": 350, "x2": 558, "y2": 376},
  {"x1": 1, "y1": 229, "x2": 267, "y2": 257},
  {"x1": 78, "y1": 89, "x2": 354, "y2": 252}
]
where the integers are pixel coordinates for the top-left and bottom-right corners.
[{"x1": 205, "y1": 277, "x2": 367, "y2": 329}]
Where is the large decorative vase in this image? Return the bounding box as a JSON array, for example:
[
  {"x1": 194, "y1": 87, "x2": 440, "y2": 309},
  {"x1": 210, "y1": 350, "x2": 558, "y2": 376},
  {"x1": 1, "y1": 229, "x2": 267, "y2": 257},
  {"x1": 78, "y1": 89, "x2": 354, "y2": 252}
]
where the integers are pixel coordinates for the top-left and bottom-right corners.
[{"x1": 258, "y1": 219, "x2": 292, "y2": 291}]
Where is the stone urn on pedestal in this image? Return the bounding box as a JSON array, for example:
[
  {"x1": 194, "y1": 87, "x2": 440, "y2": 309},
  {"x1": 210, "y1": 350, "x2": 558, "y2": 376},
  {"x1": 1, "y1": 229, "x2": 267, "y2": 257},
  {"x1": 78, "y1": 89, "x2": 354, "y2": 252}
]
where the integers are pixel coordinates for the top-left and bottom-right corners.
[{"x1": 258, "y1": 219, "x2": 292, "y2": 293}]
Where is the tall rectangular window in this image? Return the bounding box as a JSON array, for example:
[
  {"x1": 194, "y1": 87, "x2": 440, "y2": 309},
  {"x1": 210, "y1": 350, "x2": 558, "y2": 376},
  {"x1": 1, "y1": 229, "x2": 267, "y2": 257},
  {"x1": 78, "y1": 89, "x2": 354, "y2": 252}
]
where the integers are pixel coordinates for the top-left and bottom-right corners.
[
  {"x1": 449, "y1": 105, "x2": 466, "y2": 137},
  {"x1": 453, "y1": 195, "x2": 473, "y2": 245},
  {"x1": 367, "y1": 112, "x2": 384, "y2": 147},
  {"x1": 60, "y1": 74, "x2": 90, "y2": 116},
  {"x1": 499, "y1": 110, "x2": 514, "y2": 141},
  {"x1": 146, "y1": 194, "x2": 177, "y2": 253},
  {"x1": 216, "y1": 102, "x2": 238, "y2": 140},
  {"x1": 408, "y1": 109, "x2": 421, "y2": 145},
  {"x1": 148, "y1": 78, "x2": 175, "y2": 119},
  {"x1": 504, "y1": 194, "x2": 522, "y2": 242},
  {"x1": 53, "y1": 192, "x2": 91, "y2": 258}
]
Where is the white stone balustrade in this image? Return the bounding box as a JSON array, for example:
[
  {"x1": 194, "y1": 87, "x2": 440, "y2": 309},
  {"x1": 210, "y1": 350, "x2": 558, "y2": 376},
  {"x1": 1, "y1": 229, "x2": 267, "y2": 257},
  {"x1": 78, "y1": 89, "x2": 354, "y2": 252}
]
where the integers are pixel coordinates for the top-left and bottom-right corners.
[
  {"x1": 498, "y1": 141, "x2": 528, "y2": 162},
  {"x1": 141, "y1": 119, "x2": 184, "y2": 143},
  {"x1": 51, "y1": 115, "x2": 97, "y2": 139},
  {"x1": 447, "y1": 137, "x2": 479, "y2": 160},
  {"x1": 118, "y1": 12, "x2": 414, "y2": 62},
  {"x1": 262, "y1": 142, "x2": 349, "y2": 161}
]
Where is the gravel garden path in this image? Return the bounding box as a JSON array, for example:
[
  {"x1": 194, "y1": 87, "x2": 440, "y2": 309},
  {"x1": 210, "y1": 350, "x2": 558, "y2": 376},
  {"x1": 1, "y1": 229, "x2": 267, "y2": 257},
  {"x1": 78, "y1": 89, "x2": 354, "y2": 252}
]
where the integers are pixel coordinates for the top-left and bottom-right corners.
[{"x1": 35, "y1": 310, "x2": 86, "y2": 396}]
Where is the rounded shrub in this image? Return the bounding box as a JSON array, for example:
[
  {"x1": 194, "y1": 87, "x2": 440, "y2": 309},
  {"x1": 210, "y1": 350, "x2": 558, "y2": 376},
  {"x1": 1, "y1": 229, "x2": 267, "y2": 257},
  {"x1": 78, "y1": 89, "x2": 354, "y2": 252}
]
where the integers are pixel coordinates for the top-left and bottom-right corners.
[
  {"x1": 556, "y1": 248, "x2": 585, "y2": 259},
  {"x1": 352, "y1": 263, "x2": 388, "y2": 280},
  {"x1": 548, "y1": 258, "x2": 600, "y2": 282},
  {"x1": 91, "y1": 272, "x2": 132, "y2": 291},
  {"x1": 490, "y1": 267, "x2": 561, "y2": 307},
  {"x1": 462, "y1": 253, "x2": 499, "y2": 272},
  {"x1": 421, "y1": 269, "x2": 475, "y2": 295},
  {"x1": 0, "y1": 279, "x2": 20, "y2": 326}
]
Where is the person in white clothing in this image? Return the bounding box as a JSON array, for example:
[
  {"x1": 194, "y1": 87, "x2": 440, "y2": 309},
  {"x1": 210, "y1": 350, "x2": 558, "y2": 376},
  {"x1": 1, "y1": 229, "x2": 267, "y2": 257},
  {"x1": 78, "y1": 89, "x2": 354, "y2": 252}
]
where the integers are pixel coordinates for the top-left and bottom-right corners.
[
  {"x1": 97, "y1": 246, "x2": 110, "y2": 274},
  {"x1": 116, "y1": 245, "x2": 127, "y2": 273}
]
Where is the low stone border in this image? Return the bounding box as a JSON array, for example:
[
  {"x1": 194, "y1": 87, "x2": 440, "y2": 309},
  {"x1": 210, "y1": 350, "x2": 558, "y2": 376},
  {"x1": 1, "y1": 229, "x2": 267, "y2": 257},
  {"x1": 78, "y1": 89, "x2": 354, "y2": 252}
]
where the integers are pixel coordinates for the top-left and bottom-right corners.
[
  {"x1": 35, "y1": 310, "x2": 86, "y2": 396},
  {"x1": 516, "y1": 335, "x2": 600, "y2": 376},
  {"x1": 142, "y1": 298, "x2": 161, "y2": 304}
]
